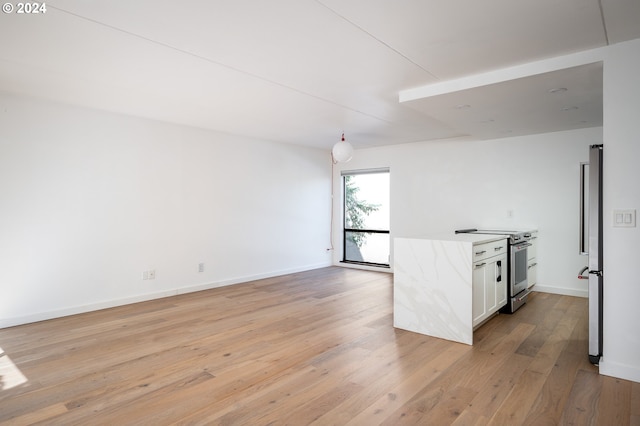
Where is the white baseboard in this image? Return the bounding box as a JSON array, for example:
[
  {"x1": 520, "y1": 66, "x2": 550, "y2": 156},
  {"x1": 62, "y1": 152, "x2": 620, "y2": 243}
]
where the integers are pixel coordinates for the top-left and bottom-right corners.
[
  {"x1": 0, "y1": 290, "x2": 178, "y2": 330},
  {"x1": 531, "y1": 284, "x2": 588, "y2": 298},
  {"x1": 0, "y1": 261, "x2": 331, "y2": 329},
  {"x1": 599, "y1": 359, "x2": 640, "y2": 383}
]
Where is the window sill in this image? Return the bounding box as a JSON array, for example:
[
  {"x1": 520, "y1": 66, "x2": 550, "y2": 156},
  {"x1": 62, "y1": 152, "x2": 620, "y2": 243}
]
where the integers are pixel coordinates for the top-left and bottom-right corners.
[{"x1": 337, "y1": 261, "x2": 392, "y2": 273}]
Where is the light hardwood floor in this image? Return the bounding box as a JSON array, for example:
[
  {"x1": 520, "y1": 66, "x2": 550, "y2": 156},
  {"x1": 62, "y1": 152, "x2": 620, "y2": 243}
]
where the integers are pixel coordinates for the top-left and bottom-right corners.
[{"x1": 1, "y1": 267, "x2": 638, "y2": 425}]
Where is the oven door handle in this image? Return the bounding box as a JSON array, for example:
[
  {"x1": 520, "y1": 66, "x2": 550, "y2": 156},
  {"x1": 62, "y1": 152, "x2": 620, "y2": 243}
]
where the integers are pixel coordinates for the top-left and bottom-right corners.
[
  {"x1": 513, "y1": 242, "x2": 532, "y2": 249},
  {"x1": 515, "y1": 290, "x2": 532, "y2": 302}
]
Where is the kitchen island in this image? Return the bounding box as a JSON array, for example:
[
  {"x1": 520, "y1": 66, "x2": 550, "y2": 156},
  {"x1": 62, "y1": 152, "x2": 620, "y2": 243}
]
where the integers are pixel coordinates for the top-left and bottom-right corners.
[{"x1": 394, "y1": 233, "x2": 508, "y2": 345}]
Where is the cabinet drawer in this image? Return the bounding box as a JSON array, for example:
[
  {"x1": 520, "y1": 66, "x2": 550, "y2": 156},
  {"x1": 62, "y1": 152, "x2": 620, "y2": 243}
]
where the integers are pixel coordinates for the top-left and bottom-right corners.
[{"x1": 473, "y1": 239, "x2": 508, "y2": 262}]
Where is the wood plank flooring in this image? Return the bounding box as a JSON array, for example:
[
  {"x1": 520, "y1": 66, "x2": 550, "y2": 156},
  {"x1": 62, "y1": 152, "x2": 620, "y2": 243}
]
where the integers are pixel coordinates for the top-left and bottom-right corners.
[{"x1": 1, "y1": 266, "x2": 638, "y2": 425}]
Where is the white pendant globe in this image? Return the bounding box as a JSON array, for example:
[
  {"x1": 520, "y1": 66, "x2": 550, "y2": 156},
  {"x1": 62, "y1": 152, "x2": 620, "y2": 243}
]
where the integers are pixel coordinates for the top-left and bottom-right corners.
[{"x1": 332, "y1": 140, "x2": 354, "y2": 163}]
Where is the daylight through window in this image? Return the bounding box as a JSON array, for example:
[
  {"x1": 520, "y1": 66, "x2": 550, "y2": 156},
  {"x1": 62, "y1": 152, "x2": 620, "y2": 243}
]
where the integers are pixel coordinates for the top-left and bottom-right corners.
[{"x1": 341, "y1": 169, "x2": 390, "y2": 267}]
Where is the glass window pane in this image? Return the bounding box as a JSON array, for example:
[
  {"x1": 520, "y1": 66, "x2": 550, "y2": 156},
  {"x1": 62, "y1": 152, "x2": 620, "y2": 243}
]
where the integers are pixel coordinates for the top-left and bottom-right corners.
[
  {"x1": 345, "y1": 231, "x2": 389, "y2": 265},
  {"x1": 344, "y1": 173, "x2": 389, "y2": 231}
]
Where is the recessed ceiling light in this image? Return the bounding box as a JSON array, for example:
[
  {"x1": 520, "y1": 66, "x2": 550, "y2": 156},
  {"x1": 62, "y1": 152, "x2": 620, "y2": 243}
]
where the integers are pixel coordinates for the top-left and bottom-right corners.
[
  {"x1": 549, "y1": 87, "x2": 568, "y2": 94},
  {"x1": 455, "y1": 104, "x2": 471, "y2": 109},
  {"x1": 562, "y1": 106, "x2": 579, "y2": 111}
]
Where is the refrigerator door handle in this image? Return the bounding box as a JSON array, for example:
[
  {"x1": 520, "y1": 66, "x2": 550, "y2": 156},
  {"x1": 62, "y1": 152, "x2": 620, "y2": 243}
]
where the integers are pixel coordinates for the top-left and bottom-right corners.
[{"x1": 578, "y1": 266, "x2": 589, "y2": 279}]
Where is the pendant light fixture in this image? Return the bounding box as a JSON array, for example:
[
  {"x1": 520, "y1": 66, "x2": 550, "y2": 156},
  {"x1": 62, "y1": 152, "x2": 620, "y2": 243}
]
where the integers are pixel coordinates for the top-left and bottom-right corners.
[{"x1": 331, "y1": 133, "x2": 354, "y2": 163}]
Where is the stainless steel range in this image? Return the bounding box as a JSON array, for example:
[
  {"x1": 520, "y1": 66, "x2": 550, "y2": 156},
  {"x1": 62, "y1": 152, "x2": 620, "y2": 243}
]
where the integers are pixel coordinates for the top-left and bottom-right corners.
[{"x1": 455, "y1": 228, "x2": 534, "y2": 313}]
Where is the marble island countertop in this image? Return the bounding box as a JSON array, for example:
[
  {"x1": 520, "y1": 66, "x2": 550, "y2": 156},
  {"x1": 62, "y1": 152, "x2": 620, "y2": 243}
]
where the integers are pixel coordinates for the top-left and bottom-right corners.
[{"x1": 395, "y1": 232, "x2": 507, "y2": 244}]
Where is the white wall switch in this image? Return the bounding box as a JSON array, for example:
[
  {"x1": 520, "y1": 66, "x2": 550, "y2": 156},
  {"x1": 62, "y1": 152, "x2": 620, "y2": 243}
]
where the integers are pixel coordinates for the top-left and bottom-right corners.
[{"x1": 613, "y1": 209, "x2": 636, "y2": 228}]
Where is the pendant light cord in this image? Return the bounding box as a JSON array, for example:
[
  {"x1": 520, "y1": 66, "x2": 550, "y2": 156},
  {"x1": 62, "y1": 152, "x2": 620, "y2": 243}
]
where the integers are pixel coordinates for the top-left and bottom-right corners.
[{"x1": 329, "y1": 154, "x2": 336, "y2": 251}]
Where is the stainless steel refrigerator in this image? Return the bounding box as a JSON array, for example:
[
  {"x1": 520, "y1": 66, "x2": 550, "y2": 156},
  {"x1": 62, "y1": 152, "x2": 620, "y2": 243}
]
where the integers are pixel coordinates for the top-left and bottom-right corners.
[{"x1": 579, "y1": 144, "x2": 603, "y2": 365}]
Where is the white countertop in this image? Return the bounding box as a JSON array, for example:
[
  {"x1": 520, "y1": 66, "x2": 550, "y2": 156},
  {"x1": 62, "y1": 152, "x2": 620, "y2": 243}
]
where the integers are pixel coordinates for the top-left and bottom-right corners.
[{"x1": 395, "y1": 232, "x2": 507, "y2": 244}]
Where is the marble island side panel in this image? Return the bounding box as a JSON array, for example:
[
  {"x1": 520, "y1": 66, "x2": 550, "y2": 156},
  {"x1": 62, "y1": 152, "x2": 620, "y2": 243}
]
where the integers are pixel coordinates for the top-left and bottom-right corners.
[{"x1": 393, "y1": 238, "x2": 474, "y2": 345}]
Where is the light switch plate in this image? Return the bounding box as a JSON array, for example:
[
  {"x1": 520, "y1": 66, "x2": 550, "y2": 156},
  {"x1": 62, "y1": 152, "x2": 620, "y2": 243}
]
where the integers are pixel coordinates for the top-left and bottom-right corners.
[{"x1": 613, "y1": 209, "x2": 636, "y2": 228}]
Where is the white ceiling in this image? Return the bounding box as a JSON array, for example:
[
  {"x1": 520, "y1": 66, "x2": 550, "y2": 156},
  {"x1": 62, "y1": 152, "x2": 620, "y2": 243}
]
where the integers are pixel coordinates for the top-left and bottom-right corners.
[{"x1": 1, "y1": 0, "x2": 639, "y2": 150}]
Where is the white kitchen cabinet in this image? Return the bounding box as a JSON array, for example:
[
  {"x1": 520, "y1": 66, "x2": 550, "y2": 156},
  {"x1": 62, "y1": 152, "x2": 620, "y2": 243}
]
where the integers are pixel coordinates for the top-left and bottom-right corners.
[
  {"x1": 527, "y1": 231, "x2": 538, "y2": 288},
  {"x1": 394, "y1": 234, "x2": 508, "y2": 345},
  {"x1": 472, "y1": 242, "x2": 508, "y2": 328}
]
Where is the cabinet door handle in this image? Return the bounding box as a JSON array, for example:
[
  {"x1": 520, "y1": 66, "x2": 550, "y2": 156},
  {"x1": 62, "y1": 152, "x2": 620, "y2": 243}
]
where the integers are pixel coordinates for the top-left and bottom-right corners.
[
  {"x1": 528, "y1": 263, "x2": 538, "y2": 269},
  {"x1": 474, "y1": 262, "x2": 486, "y2": 268},
  {"x1": 494, "y1": 246, "x2": 503, "y2": 251},
  {"x1": 475, "y1": 251, "x2": 486, "y2": 256}
]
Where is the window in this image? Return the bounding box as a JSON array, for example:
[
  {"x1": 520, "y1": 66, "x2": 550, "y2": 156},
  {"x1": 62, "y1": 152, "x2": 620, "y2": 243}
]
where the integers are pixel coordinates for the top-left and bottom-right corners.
[{"x1": 342, "y1": 169, "x2": 390, "y2": 267}]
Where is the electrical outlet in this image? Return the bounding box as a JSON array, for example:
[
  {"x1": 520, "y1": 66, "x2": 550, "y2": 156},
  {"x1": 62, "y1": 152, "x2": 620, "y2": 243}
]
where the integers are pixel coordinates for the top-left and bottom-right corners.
[
  {"x1": 148, "y1": 270, "x2": 156, "y2": 280},
  {"x1": 198, "y1": 263, "x2": 205, "y2": 273}
]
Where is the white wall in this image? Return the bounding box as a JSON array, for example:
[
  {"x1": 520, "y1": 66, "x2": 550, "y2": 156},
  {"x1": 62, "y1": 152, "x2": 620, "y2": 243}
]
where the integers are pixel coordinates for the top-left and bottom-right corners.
[
  {"x1": 0, "y1": 93, "x2": 332, "y2": 328},
  {"x1": 600, "y1": 38, "x2": 640, "y2": 383},
  {"x1": 334, "y1": 128, "x2": 600, "y2": 296}
]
